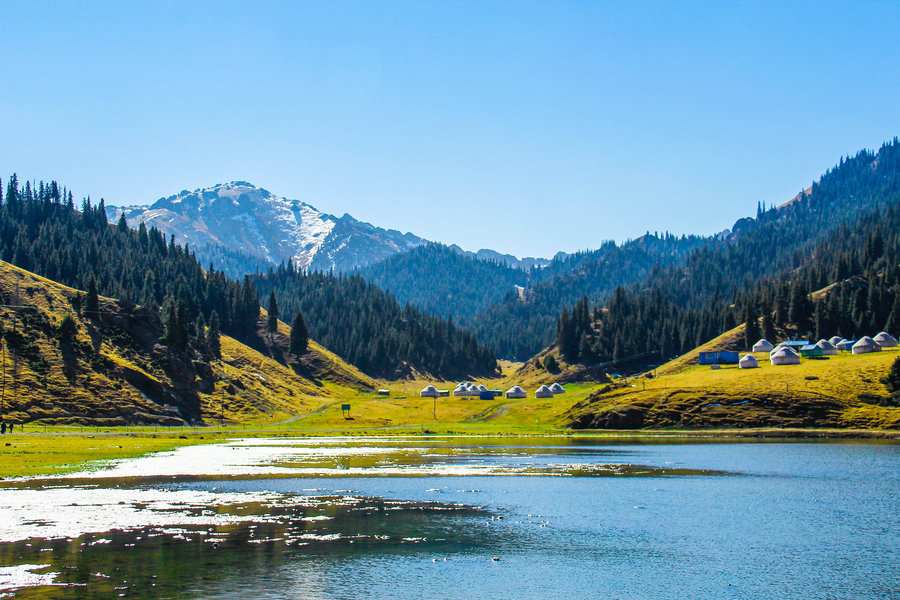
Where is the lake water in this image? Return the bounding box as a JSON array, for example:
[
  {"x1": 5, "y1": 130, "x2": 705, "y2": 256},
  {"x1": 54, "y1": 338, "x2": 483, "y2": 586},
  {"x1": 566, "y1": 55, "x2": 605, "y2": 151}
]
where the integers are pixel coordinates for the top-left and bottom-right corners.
[{"x1": 0, "y1": 437, "x2": 898, "y2": 599}]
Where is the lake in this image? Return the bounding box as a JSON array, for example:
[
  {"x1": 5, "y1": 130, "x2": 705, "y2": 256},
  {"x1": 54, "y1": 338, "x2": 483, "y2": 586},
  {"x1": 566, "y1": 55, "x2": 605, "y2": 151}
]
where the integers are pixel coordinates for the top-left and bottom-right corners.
[{"x1": 0, "y1": 437, "x2": 897, "y2": 599}]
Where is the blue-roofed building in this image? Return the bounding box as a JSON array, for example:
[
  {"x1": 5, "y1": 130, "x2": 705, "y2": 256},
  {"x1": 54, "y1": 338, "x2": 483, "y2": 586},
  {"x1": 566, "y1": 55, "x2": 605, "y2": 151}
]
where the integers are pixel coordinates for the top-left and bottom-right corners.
[{"x1": 698, "y1": 351, "x2": 740, "y2": 365}]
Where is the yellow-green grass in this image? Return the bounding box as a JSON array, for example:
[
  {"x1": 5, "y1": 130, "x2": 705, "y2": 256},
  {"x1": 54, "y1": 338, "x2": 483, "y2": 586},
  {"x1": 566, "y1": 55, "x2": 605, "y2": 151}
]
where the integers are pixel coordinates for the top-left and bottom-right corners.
[
  {"x1": 569, "y1": 345, "x2": 900, "y2": 429},
  {"x1": 0, "y1": 432, "x2": 209, "y2": 478}
]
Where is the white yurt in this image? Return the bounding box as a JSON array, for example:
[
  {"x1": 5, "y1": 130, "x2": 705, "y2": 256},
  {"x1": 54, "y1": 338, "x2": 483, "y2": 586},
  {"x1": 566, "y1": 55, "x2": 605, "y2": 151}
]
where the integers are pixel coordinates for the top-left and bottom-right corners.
[
  {"x1": 829, "y1": 336, "x2": 845, "y2": 346},
  {"x1": 420, "y1": 385, "x2": 439, "y2": 398},
  {"x1": 534, "y1": 385, "x2": 554, "y2": 398},
  {"x1": 549, "y1": 382, "x2": 566, "y2": 394},
  {"x1": 770, "y1": 347, "x2": 801, "y2": 365},
  {"x1": 476, "y1": 384, "x2": 489, "y2": 392},
  {"x1": 836, "y1": 339, "x2": 855, "y2": 352},
  {"x1": 852, "y1": 336, "x2": 881, "y2": 354},
  {"x1": 874, "y1": 332, "x2": 899, "y2": 348},
  {"x1": 739, "y1": 354, "x2": 759, "y2": 369},
  {"x1": 505, "y1": 385, "x2": 528, "y2": 399},
  {"x1": 752, "y1": 339, "x2": 774, "y2": 352},
  {"x1": 769, "y1": 344, "x2": 785, "y2": 359},
  {"x1": 815, "y1": 339, "x2": 838, "y2": 355},
  {"x1": 453, "y1": 385, "x2": 468, "y2": 397}
]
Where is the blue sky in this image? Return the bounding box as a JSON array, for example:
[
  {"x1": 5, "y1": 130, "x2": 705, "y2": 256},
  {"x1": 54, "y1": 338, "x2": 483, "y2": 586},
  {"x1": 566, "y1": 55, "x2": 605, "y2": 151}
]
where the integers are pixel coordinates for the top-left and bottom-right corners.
[{"x1": 2, "y1": 1, "x2": 899, "y2": 259}]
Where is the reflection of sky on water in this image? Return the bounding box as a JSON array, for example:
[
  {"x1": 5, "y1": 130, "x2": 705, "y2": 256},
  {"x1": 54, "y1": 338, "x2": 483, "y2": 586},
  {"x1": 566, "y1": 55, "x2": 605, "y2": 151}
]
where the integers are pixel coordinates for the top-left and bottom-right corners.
[{"x1": 0, "y1": 439, "x2": 896, "y2": 599}]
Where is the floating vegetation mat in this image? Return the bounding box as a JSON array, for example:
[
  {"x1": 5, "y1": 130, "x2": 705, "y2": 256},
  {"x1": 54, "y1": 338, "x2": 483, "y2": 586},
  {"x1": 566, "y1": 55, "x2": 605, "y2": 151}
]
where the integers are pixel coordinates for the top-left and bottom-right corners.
[{"x1": 15, "y1": 437, "x2": 733, "y2": 481}]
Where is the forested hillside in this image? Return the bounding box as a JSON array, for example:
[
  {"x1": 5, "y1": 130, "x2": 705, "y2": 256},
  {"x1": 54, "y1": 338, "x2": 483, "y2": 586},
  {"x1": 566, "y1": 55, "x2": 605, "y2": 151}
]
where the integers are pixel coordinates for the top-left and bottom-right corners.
[
  {"x1": 253, "y1": 262, "x2": 499, "y2": 380},
  {"x1": 470, "y1": 233, "x2": 709, "y2": 360},
  {"x1": 554, "y1": 138, "x2": 900, "y2": 368},
  {"x1": 359, "y1": 243, "x2": 528, "y2": 323},
  {"x1": 0, "y1": 175, "x2": 261, "y2": 346},
  {"x1": 0, "y1": 174, "x2": 494, "y2": 381}
]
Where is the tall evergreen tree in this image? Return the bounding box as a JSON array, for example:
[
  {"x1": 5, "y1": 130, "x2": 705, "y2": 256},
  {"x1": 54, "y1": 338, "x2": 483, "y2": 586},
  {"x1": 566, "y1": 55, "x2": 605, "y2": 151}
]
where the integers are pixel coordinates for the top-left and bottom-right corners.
[
  {"x1": 85, "y1": 274, "x2": 99, "y2": 316},
  {"x1": 267, "y1": 291, "x2": 279, "y2": 333},
  {"x1": 208, "y1": 311, "x2": 221, "y2": 358},
  {"x1": 289, "y1": 310, "x2": 309, "y2": 355}
]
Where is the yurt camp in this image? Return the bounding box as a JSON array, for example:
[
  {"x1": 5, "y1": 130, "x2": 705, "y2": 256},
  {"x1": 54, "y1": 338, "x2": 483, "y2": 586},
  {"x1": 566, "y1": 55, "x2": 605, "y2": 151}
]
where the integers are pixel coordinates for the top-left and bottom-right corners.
[
  {"x1": 505, "y1": 385, "x2": 528, "y2": 399},
  {"x1": 739, "y1": 354, "x2": 759, "y2": 369},
  {"x1": 752, "y1": 339, "x2": 774, "y2": 352},
  {"x1": 852, "y1": 337, "x2": 881, "y2": 354},
  {"x1": 549, "y1": 383, "x2": 566, "y2": 394},
  {"x1": 874, "y1": 332, "x2": 899, "y2": 348},
  {"x1": 420, "y1": 385, "x2": 439, "y2": 398},
  {"x1": 770, "y1": 347, "x2": 801, "y2": 365},
  {"x1": 534, "y1": 385, "x2": 554, "y2": 398}
]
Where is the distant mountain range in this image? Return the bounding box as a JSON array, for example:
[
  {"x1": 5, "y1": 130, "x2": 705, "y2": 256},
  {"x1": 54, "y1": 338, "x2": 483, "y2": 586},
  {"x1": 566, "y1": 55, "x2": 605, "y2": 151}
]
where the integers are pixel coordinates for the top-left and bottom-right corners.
[{"x1": 107, "y1": 182, "x2": 549, "y2": 275}]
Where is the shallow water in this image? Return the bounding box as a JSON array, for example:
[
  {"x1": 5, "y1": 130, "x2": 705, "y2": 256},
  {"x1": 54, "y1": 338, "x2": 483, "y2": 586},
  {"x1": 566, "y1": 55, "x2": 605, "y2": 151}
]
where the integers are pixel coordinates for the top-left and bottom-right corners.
[{"x1": 1, "y1": 437, "x2": 898, "y2": 599}]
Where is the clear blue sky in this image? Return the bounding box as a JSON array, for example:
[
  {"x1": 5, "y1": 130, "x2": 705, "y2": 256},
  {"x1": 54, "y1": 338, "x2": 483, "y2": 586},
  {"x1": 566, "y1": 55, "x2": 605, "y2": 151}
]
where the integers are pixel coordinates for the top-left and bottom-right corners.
[{"x1": 2, "y1": 1, "x2": 899, "y2": 259}]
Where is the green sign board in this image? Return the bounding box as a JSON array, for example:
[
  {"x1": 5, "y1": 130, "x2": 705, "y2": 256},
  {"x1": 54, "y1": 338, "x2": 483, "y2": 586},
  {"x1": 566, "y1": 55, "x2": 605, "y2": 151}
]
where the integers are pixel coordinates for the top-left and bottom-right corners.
[{"x1": 341, "y1": 404, "x2": 351, "y2": 411}]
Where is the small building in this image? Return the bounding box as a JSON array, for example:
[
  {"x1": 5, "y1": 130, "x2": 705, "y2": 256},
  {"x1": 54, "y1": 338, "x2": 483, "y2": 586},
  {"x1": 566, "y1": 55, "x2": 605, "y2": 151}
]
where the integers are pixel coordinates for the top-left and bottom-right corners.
[
  {"x1": 852, "y1": 336, "x2": 881, "y2": 354},
  {"x1": 534, "y1": 385, "x2": 554, "y2": 398},
  {"x1": 437, "y1": 389, "x2": 450, "y2": 397},
  {"x1": 770, "y1": 347, "x2": 801, "y2": 365},
  {"x1": 505, "y1": 385, "x2": 528, "y2": 399},
  {"x1": 836, "y1": 339, "x2": 856, "y2": 352},
  {"x1": 800, "y1": 344, "x2": 824, "y2": 358},
  {"x1": 874, "y1": 331, "x2": 899, "y2": 348},
  {"x1": 781, "y1": 340, "x2": 810, "y2": 350},
  {"x1": 453, "y1": 386, "x2": 469, "y2": 397},
  {"x1": 479, "y1": 390, "x2": 495, "y2": 400},
  {"x1": 420, "y1": 385, "x2": 439, "y2": 398},
  {"x1": 814, "y1": 339, "x2": 838, "y2": 355},
  {"x1": 549, "y1": 382, "x2": 566, "y2": 394},
  {"x1": 698, "y1": 351, "x2": 740, "y2": 365},
  {"x1": 829, "y1": 336, "x2": 845, "y2": 347},
  {"x1": 377, "y1": 389, "x2": 390, "y2": 396},
  {"x1": 752, "y1": 339, "x2": 774, "y2": 352},
  {"x1": 739, "y1": 354, "x2": 759, "y2": 369}
]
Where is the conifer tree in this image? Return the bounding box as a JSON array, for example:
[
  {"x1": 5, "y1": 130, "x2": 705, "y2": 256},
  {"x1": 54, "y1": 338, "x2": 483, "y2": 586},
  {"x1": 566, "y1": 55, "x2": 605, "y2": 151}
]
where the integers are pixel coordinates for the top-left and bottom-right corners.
[
  {"x1": 85, "y1": 275, "x2": 99, "y2": 316},
  {"x1": 208, "y1": 311, "x2": 221, "y2": 358},
  {"x1": 289, "y1": 310, "x2": 308, "y2": 355},
  {"x1": 267, "y1": 291, "x2": 278, "y2": 333}
]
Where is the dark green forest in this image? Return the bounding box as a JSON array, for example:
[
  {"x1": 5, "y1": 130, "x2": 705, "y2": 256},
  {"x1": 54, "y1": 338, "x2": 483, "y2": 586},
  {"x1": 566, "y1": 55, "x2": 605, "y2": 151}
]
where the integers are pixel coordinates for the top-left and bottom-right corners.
[
  {"x1": 0, "y1": 174, "x2": 496, "y2": 379},
  {"x1": 253, "y1": 262, "x2": 498, "y2": 379},
  {"x1": 0, "y1": 174, "x2": 260, "y2": 349},
  {"x1": 555, "y1": 138, "x2": 900, "y2": 369}
]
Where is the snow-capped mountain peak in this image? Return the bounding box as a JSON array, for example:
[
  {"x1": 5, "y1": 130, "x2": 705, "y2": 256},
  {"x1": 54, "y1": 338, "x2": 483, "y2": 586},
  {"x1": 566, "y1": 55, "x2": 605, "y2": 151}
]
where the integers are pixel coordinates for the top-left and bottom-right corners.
[{"x1": 108, "y1": 182, "x2": 425, "y2": 273}]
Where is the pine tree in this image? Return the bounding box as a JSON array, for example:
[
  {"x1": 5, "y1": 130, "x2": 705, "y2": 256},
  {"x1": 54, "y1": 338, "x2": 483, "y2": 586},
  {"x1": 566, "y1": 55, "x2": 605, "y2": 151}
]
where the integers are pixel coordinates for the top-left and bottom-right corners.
[
  {"x1": 743, "y1": 304, "x2": 760, "y2": 350},
  {"x1": 267, "y1": 291, "x2": 278, "y2": 333},
  {"x1": 289, "y1": 310, "x2": 308, "y2": 355},
  {"x1": 85, "y1": 274, "x2": 99, "y2": 316},
  {"x1": 208, "y1": 311, "x2": 222, "y2": 358}
]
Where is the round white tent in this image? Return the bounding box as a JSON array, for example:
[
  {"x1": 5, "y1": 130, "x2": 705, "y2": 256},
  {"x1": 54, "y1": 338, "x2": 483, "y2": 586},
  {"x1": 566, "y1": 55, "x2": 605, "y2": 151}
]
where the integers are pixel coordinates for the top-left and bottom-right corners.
[
  {"x1": 534, "y1": 385, "x2": 554, "y2": 398},
  {"x1": 453, "y1": 385, "x2": 468, "y2": 397},
  {"x1": 770, "y1": 347, "x2": 800, "y2": 365},
  {"x1": 874, "y1": 332, "x2": 899, "y2": 348},
  {"x1": 739, "y1": 354, "x2": 759, "y2": 369},
  {"x1": 752, "y1": 339, "x2": 774, "y2": 352},
  {"x1": 549, "y1": 382, "x2": 566, "y2": 394},
  {"x1": 852, "y1": 336, "x2": 881, "y2": 354},
  {"x1": 420, "y1": 385, "x2": 439, "y2": 398},
  {"x1": 815, "y1": 339, "x2": 838, "y2": 355},
  {"x1": 829, "y1": 336, "x2": 844, "y2": 346},
  {"x1": 505, "y1": 385, "x2": 528, "y2": 399},
  {"x1": 476, "y1": 384, "x2": 489, "y2": 392}
]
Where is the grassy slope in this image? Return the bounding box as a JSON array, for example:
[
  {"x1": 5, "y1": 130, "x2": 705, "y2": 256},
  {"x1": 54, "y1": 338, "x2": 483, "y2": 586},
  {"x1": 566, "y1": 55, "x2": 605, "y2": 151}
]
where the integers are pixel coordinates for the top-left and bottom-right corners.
[
  {"x1": 0, "y1": 260, "x2": 374, "y2": 426},
  {"x1": 565, "y1": 323, "x2": 900, "y2": 429}
]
